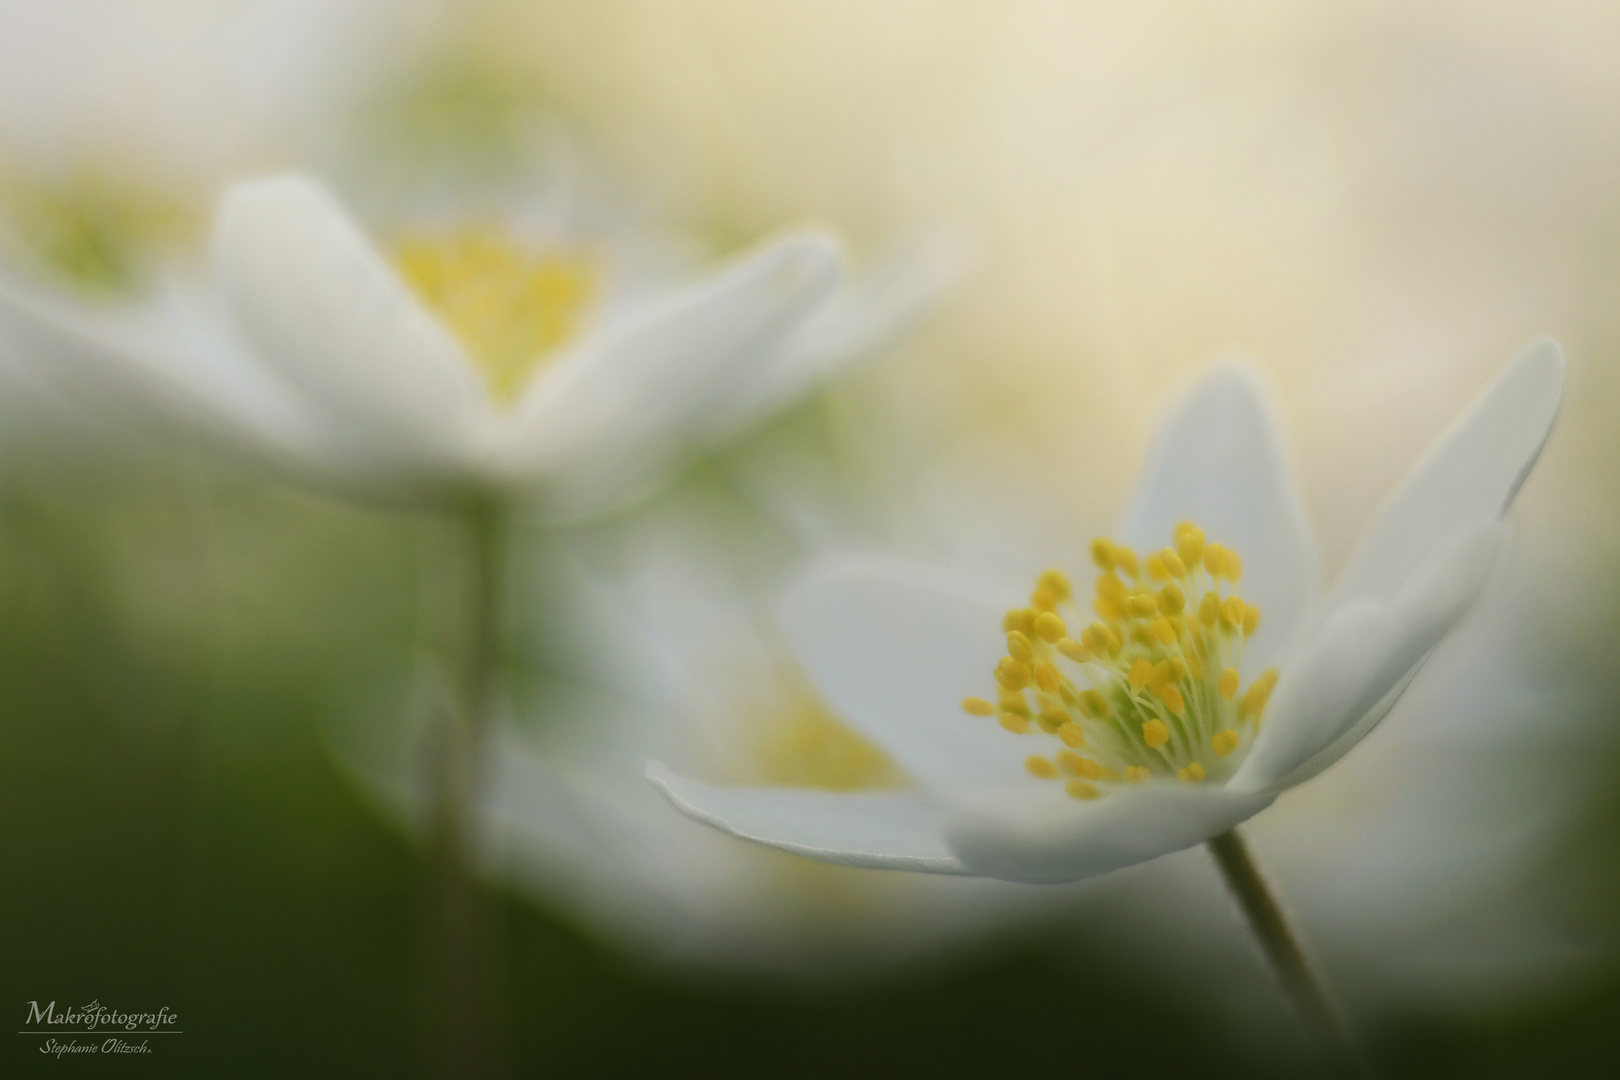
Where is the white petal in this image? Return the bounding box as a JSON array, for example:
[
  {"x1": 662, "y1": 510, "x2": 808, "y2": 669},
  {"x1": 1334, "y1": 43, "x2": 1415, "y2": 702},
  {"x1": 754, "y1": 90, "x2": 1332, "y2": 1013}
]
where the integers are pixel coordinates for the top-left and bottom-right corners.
[
  {"x1": 945, "y1": 784, "x2": 1275, "y2": 884},
  {"x1": 1332, "y1": 339, "x2": 1562, "y2": 604},
  {"x1": 691, "y1": 240, "x2": 960, "y2": 443},
  {"x1": 1230, "y1": 521, "x2": 1507, "y2": 793},
  {"x1": 214, "y1": 175, "x2": 492, "y2": 466},
  {"x1": 0, "y1": 273, "x2": 345, "y2": 480},
  {"x1": 500, "y1": 231, "x2": 845, "y2": 505},
  {"x1": 1118, "y1": 364, "x2": 1317, "y2": 672},
  {"x1": 646, "y1": 762, "x2": 969, "y2": 875},
  {"x1": 779, "y1": 559, "x2": 1042, "y2": 790}
]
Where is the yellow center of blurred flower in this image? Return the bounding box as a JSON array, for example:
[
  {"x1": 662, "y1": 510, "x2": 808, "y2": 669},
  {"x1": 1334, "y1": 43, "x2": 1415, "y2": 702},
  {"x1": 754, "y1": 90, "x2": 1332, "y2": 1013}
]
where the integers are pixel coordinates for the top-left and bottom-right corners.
[
  {"x1": 394, "y1": 230, "x2": 595, "y2": 404},
  {"x1": 753, "y1": 689, "x2": 908, "y2": 792},
  {"x1": 960, "y1": 521, "x2": 1279, "y2": 800},
  {"x1": 0, "y1": 169, "x2": 188, "y2": 294}
]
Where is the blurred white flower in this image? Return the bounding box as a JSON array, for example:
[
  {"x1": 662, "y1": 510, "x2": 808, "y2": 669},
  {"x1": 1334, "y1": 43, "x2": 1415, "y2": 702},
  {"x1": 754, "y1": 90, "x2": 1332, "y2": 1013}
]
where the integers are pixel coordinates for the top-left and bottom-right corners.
[
  {"x1": 649, "y1": 340, "x2": 1563, "y2": 884},
  {"x1": 0, "y1": 173, "x2": 942, "y2": 514},
  {"x1": 340, "y1": 490, "x2": 1064, "y2": 972}
]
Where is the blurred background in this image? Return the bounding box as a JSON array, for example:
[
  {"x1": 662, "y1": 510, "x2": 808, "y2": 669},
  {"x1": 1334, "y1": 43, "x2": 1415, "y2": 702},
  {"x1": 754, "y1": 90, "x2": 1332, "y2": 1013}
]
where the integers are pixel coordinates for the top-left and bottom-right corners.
[{"x1": 2, "y1": 1, "x2": 1619, "y2": 1076}]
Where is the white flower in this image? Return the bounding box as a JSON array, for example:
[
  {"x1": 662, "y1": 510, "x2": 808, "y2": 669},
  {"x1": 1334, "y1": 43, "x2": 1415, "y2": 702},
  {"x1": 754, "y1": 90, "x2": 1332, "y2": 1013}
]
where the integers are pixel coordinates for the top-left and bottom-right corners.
[
  {"x1": 649, "y1": 341, "x2": 1564, "y2": 884},
  {"x1": 0, "y1": 173, "x2": 941, "y2": 514}
]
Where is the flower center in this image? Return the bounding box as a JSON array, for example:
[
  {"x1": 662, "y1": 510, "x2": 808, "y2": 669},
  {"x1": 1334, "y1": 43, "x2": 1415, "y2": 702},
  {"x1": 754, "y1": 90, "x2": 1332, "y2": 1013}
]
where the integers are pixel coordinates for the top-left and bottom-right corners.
[
  {"x1": 394, "y1": 229, "x2": 596, "y2": 404},
  {"x1": 960, "y1": 522, "x2": 1278, "y2": 800},
  {"x1": 0, "y1": 169, "x2": 187, "y2": 294}
]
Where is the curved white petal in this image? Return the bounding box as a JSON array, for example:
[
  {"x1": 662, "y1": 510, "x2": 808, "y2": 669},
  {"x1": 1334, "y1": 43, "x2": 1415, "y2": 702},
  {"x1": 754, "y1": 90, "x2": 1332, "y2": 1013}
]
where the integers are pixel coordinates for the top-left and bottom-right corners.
[
  {"x1": 691, "y1": 241, "x2": 960, "y2": 444},
  {"x1": 646, "y1": 762, "x2": 969, "y2": 875},
  {"x1": 500, "y1": 230, "x2": 846, "y2": 504},
  {"x1": 214, "y1": 175, "x2": 493, "y2": 467},
  {"x1": 945, "y1": 783, "x2": 1275, "y2": 884},
  {"x1": 0, "y1": 273, "x2": 350, "y2": 481},
  {"x1": 779, "y1": 559, "x2": 1041, "y2": 790},
  {"x1": 1332, "y1": 340, "x2": 1562, "y2": 604},
  {"x1": 1118, "y1": 364, "x2": 1317, "y2": 672},
  {"x1": 1230, "y1": 521, "x2": 1507, "y2": 793}
]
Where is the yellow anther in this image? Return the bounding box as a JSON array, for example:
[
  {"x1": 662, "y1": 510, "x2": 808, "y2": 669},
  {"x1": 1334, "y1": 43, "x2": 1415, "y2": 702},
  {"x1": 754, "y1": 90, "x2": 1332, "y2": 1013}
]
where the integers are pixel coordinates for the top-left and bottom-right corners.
[
  {"x1": 1203, "y1": 542, "x2": 1226, "y2": 577},
  {"x1": 1242, "y1": 603, "x2": 1261, "y2": 637},
  {"x1": 1150, "y1": 617, "x2": 1177, "y2": 645},
  {"x1": 1036, "y1": 711, "x2": 1065, "y2": 734},
  {"x1": 1158, "y1": 582, "x2": 1186, "y2": 614},
  {"x1": 1093, "y1": 595, "x2": 1124, "y2": 621},
  {"x1": 1095, "y1": 574, "x2": 1127, "y2": 603},
  {"x1": 1167, "y1": 656, "x2": 1189, "y2": 681},
  {"x1": 1221, "y1": 596, "x2": 1246, "y2": 628},
  {"x1": 995, "y1": 657, "x2": 1032, "y2": 690},
  {"x1": 1127, "y1": 594, "x2": 1159, "y2": 618},
  {"x1": 1239, "y1": 671, "x2": 1277, "y2": 719},
  {"x1": 1177, "y1": 762, "x2": 1206, "y2": 783},
  {"x1": 1066, "y1": 755, "x2": 1103, "y2": 780},
  {"x1": 1026, "y1": 755, "x2": 1059, "y2": 780},
  {"x1": 1006, "y1": 631, "x2": 1034, "y2": 663},
  {"x1": 1000, "y1": 712, "x2": 1030, "y2": 734},
  {"x1": 1157, "y1": 684, "x2": 1186, "y2": 715},
  {"x1": 1056, "y1": 637, "x2": 1089, "y2": 663},
  {"x1": 1159, "y1": 548, "x2": 1187, "y2": 578},
  {"x1": 1131, "y1": 625, "x2": 1157, "y2": 648},
  {"x1": 1105, "y1": 626, "x2": 1123, "y2": 654},
  {"x1": 1129, "y1": 658, "x2": 1153, "y2": 691},
  {"x1": 1031, "y1": 588, "x2": 1059, "y2": 613},
  {"x1": 1212, "y1": 729, "x2": 1240, "y2": 757},
  {"x1": 1004, "y1": 608, "x2": 1036, "y2": 636},
  {"x1": 1079, "y1": 689, "x2": 1110, "y2": 718},
  {"x1": 1034, "y1": 611, "x2": 1067, "y2": 644},
  {"x1": 1115, "y1": 545, "x2": 1140, "y2": 577},
  {"x1": 961, "y1": 696, "x2": 995, "y2": 716},
  {"x1": 1145, "y1": 552, "x2": 1169, "y2": 581},
  {"x1": 1125, "y1": 766, "x2": 1152, "y2": 782},
  {"x1": 1222, "y1": 549, "x2": 1243, "y2": 582},
  {"x1": 1058, "y1": 722, "x2": 1086, "y2": 748},
  {"x1": 1066, "y1": 781, "x2": 1101, "y2": 801},
  {"x1": 1176, "y1": 525, "x2": 1206, "y2": 566},
  {"x1": 1090, "y1": 538, "x2": 1116, "y2": 570},
  {"x1": 1037, "y1": 568, "x2": 1072, "y2": 601},
  {"x1": 1199, "y1": 591, "x2": 1220, "y2": 628},
  {"x1": 1149, "y1": 660, "x2": 1171, "y2": 688},
  {"x1": 1034, "y1": 662, "x2": 1061, "y2": 694},
  {"x1": 998, "y1": 689, "x2": 1029, "y2": 715},
  {"x1": 1218, "y1": 668, "x2": 1240, "y2": 700},
  {"x1": 1143, "y1": 718, "x2": 1170, "y2": 748}
]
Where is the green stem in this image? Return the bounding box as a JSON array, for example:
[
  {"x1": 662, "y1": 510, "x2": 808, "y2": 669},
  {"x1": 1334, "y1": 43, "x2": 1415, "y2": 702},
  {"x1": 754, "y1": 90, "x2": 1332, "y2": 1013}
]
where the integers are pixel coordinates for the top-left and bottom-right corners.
[
  {"x1": 428, "y1": 498, "x2": 503, "y2": 1079},
  {"x1": 1206, "y1": 827, "x2": 1371, "y2": 1078}
]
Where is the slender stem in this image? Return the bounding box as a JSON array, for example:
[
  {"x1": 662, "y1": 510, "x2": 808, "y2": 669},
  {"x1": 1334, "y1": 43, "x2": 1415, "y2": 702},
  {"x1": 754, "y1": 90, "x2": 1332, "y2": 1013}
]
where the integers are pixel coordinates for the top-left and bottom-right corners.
[
  {"x1": 427, "y1": 498, "x2": 503, "y2": 1079},
  {"x1": 1206, "y1": 827, "x2": 1370, "y2": 1077}
]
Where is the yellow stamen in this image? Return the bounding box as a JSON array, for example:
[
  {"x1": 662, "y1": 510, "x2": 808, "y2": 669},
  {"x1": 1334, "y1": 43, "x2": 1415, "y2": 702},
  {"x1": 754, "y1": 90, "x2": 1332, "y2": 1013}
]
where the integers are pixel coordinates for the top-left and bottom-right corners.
[
  {"x1": 1115, "y1": 545, "x2": 1140, "y2": 577},
  {"x1": 395, "y1": 231, "x2": 594, "y2": 403},
  {"x1": 1129, "y1": 658, "x2": 1153, "y2": 691},
  {"x1": 1176, "y1": 525, "x2": 1205, "y2": 566},
  {"x1": 1150, "y1": 617, "x2": 1177, "y2": 645},
  {"x1": 1223, "y1": 550, "x2": 1244, "y2": 582},
  {"x1": 1146, "y1": 552, "x2": 1170, "y2": 581},
  {"x1": 1242, "y1": 603, "x2": 1261, "y2": 637},
  {"x1": 1004, "y1": 608, "x2": 1036, "y2": 636},
  {"x1": 1217, "y1": 668, "x2": 1240, "y2": 700},
  {"x1": 1221, "y1": 596, "x2": 1246, "y2": 629},
  {"x1": 1199, "y1": 591, "x2": 1220, "y2": 628},
  {"x1": 1058, "y1": 722, "x2": 1086, "y2": 748},
  {"x1": 995, "y1": 658, "x2": 1032, "y2": 690},
  {"x1": 961, "y1": 696, "x2": 995, "y2": 716},
  {"x1": 1031, "y1": 588, "x2": 1059, "y2": 613},
  {"x1": 1124, "y1": 766, "x2": 1151, "y2": 782},
  {"x1": 1066, "y1": 781, "x2": 1101, "y2": 800},
  {"x1": 1158, "y1": 582, "x2": 1186, "y2": 614},
  {"x1": 1203, "y1": 542, "x2": 1226, "y2": 577},
  {"x1": 1062, "y1": 754, "x2": 1104, "y2": 780},
  {"x1": 1177, "y1": 762, "x2": 1206, "y2": 783},
  {"x1": 1143, "y1": 718, "x2": 1170, "y2": 747},
  {"x1": 1127, "y1": 594, "x2": 1159, "y2": 618},
  {"x1": 1056, "y1": 637, "x2": 1089, "y2": 663},
  {"x1": 1034, "y1": 612, "x2": 1067, "y2": 644},
  {"x1": 1212, "y1": 729, "x2": 1240, "y2": 756},
  {"x1": 1034, "y1": 662, "x2": 1061, "y2": 694},
  {"x1": 1159, "y1": 548, "x2": 1187, "y2": 578},
  {"x1": 1157, "y1": 684, "x2": 1185, "y2": 715},
  {"x1": 1037, "y1": 568, "x2": 1072, "y2": 601},
  {"x1": 1006, "y1": 631, "x2": 1034, "y2": 663},
  {"x1": 1000, "y1": 712, "x2": 1030, "y2": 734},
  {"x1": 1026, "y1": 755, "x2": 1058, "y2": 779}
]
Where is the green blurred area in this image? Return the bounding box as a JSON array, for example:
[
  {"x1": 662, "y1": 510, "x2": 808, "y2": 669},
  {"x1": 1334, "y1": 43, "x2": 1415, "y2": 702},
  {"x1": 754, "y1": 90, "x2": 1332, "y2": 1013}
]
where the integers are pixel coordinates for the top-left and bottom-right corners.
[{"x1": 0, "y1": 463, "x2": 1616, "y2": 1079}]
